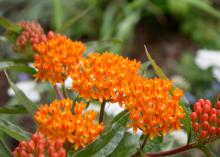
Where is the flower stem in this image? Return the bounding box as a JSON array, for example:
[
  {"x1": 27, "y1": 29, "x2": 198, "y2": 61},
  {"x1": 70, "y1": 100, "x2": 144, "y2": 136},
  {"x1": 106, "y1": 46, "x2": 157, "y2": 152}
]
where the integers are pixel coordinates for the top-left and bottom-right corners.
[
  {"x1": 53, "y1": 85, "x2": 63, "y2": 99},
  {"x1": 140, "y1": 135, "x2": 148, "y2": 150},
  {"x1": 62, "y1": 84, "x2": 68, "y2": 98},
  {"x1": 99, "y1": 101, "x2": 106, "y2": 123},
  {"x1": 132, "y1": 143, "x2": 196, "y2": 157}
]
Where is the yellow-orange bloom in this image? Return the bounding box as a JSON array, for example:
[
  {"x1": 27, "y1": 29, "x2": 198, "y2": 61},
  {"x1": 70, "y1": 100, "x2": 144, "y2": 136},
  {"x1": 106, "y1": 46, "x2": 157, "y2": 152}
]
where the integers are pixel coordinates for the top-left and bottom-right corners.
[
  {"x1": 70, "y1": 52, "x2": 141, "y2": 103},
  {"x1": 34, "y1": 99, "x2": 104, "y2": 150},
  {"x1": 124, "y1": 76, "x2": 185, "y2": 139},
  {"x1": 34, "y1": 35, "x2": 85, "y2": 85}
]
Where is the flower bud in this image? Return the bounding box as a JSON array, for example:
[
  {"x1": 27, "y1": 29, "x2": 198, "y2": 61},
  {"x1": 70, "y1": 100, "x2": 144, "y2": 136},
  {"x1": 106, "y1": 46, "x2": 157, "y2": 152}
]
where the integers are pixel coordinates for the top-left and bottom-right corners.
[
  {"x1": 215, "y1": 101, "x2": 220, "y2": 109},
  {"x1": 210, "y1": 114, "x2": 217, "y2": 124},
  {"x1": 190, "y1": 112, "x2": 197, "y2": 122},
  {"x1": 192, "y1": 122, "x2": 199, "y2": 131},
  {"x1": 55, "y1": 139, "x2": 63, "y2": 150},
  {"x1": 201, "y1": 113, "x2": 209, "y2": 122},
  {"x1": 209, "y1": 126, "x2": 216, "y2": 136},
  {"x1": 200, "y1": 130, "x2": 208, "y2": 138},
  {"x1": 202, "y1": 121, "x2": 209, "y2": 130}
]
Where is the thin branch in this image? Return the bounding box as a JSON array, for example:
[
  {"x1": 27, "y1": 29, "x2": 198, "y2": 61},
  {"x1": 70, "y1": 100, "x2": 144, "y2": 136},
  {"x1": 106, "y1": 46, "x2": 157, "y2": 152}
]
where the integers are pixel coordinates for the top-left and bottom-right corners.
[{"x1": 99, "y1": 101, "x2": 106, "y2": 123}]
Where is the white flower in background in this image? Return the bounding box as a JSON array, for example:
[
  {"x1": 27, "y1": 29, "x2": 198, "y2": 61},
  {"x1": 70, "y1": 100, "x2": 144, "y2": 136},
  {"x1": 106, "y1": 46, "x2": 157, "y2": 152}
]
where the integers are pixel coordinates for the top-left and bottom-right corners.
[
  {"x1": 171, "y1": 75, "x2": 190, "y2": 90},
  {"x1": 195, "y1": 49, "x2": 220, "y2": 81},
  {"x1": 104, "y1": 102, "x2": 124, "y2": 116},
  {"x1": 195, "y1": 49, "x2": 220, "y2": 70},
  {"x1": 170, "y1": 130, "x2": 187, "y2": 145},
  {"x1": 7, "y1": 80, "x2": 40, "y2": 102},
  {"x1": 56, "y1": 76, "x2": 73, "y2": 89}
]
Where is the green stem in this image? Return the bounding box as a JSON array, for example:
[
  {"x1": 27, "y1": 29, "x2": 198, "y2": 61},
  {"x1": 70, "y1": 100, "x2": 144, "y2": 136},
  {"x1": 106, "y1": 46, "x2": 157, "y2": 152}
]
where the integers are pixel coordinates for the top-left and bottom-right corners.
[
  {"x1": 62, "y1": 84, "x2": 68, "y2": 98},
  {"x1": 140, "y1": 135, "x2": 148, "y2": 150},
  {"x1": 99, "y1": 101, "x2": 106, "y2": 123}
]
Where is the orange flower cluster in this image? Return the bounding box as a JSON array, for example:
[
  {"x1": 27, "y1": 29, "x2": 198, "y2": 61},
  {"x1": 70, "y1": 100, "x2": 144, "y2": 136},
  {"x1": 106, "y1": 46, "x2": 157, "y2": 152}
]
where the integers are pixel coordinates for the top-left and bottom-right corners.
[
  {"x1": 34, "y1": 35, "x2": 85, "y2": 85},
  {"x1": 124, "y1": 76, "x2": 185, "y2": 139},
  {"x1": 70, "y1": 52, "x2": 141, "y2": 103},
  {"x1": 34, "y1": 99, "x2": 104, "y2": 150}
]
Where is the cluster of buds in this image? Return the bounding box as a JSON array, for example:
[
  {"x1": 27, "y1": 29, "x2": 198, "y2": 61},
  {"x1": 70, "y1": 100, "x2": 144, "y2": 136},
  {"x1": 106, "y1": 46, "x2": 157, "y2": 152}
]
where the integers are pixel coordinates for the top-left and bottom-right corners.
[
  {"x1": 12, "y1": 133, "x2": 66, "y2": 157},
  {"x1": 15, "y1": 21, "x2": 57, "y2": 52},
  {"x1": 190, "y1": 98, "x2": 220, "y2": 143}
]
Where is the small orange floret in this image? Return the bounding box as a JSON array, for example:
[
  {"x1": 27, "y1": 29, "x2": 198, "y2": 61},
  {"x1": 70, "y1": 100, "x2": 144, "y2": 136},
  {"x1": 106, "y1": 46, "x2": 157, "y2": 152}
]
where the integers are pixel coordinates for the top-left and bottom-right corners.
[
  {"x1": 125, "y1": 76, "x2": 185, "y2": 139},
  {"x1": 70, "y1": 52, "x2": 141, "y2": 103},
  {"x1": 34, "y1": 99, "x2": 104, "y2": 150},
  {"x1": 34, "y1": 35, "x2": 85, "y2": 85}
]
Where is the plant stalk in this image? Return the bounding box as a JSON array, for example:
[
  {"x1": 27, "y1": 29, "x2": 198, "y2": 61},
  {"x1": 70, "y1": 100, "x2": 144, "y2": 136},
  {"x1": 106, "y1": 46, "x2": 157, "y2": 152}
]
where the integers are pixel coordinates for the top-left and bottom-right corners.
[
  {"x1": 99, "y1": 101, "x2": 106, "y2": 123},
  {"x1": 53, "y1": 85, "x2": 63, "y2": 100}
]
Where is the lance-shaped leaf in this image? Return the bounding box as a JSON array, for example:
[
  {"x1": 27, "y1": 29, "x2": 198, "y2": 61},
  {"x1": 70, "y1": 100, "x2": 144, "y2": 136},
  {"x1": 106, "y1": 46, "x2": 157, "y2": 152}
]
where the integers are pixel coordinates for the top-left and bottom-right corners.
[
  {"x1": 0, "y1": 105, "x2": 28, "y2": 114},
  {"x1": 198, "y1": 144, "x2": 218, "y2": 157},
  {"x1": 0, "y1": 16, "x2": 22, "y2": 33},
  {"x1": 73, "y1": 109, "x2": 129, "y2": 157},
  {"x1": 0, "y1": 137, "x2": 13, "y2": 157},
  {"x1": 0, "y1": 118, "x2": 31, "y2": 141},
  {"x1": 0, "y1": 61, "x2": 37, "y2": 74},
  {"x1": 4, "y1": 71, "x2": 38, "y2": 116},
  {"x1": 108, "y1": 133, "x2": 139, "y2": 157}
]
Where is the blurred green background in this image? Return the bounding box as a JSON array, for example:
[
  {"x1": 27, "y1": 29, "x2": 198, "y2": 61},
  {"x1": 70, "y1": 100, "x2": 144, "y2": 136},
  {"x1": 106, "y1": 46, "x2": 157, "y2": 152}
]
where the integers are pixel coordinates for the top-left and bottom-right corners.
[{"x1": 1, "y1": 0, "x2": 220, "y2": 156}]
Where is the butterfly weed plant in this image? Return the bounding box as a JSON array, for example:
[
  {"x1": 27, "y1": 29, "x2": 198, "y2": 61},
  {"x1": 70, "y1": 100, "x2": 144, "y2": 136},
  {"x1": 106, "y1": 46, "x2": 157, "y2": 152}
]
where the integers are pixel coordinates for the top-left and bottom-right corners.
[{"x1": 0, "y1": 17, "x2": 219, "y2": 157}]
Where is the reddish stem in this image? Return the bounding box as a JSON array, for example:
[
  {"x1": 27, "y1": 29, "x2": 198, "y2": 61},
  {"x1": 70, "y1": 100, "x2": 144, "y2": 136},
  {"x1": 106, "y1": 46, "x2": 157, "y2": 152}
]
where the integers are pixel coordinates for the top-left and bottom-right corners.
[
  {"x1": 53, "y1": 85, "x2": 63, "y2": 100},
  {"x1": 99, "y1": 101, "x2": 106, "y2": 123},
  {"x1": 133, "y1": 143, "x2": 196, "y2": 157}
]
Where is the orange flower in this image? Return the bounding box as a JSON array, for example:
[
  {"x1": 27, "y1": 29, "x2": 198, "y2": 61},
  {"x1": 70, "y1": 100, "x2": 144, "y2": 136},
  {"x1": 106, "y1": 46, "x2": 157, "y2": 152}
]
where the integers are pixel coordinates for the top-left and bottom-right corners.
[
  {"x1": 124, "y1": 76, "x2": 185, "y2": 139},
  {"x1": 34, "y1": 99, "x2": 104, "y2": 150},
  {"x1": 70, "y1": 52, "x2": 141, "y2": 103},
  {"x1": 34, "y1": 35, "x2": 85, "y2": 85}
]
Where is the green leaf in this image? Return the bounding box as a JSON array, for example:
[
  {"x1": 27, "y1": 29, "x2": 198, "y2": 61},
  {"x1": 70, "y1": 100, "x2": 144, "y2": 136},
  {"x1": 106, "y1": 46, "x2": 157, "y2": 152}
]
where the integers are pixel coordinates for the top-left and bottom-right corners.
[
  {"x1": 0, "y1": 16, "x2": 22, "y2": 33},
  {"x1": 0, "y1": 118, "x2": 31, "y2": 141},
  {"x1": 0, "y1": 61, "x2": 37, "y2": 74},
  {"x1": 108, "y1": 133, "x2": 139, "y2": 157},
  {"x1": 53, "y1": 0, "x2": 63, "y2": 31},
  {"x1": 144, "y1": 45, "x2": 167, "y2": 79},
  {"x1": 4, "y1": 71, "x2": 38, "y2": 116},
  {"x1": 0, "y1": 105, "x2": 28, "y2": 114},
  {"x1": 73, "y1": 109, "x2": 129, "y2": 157},
  {"x1": 58, "y1": 5, "x2": 94, "y2": 33},
  {"x1": 0, "y1": 137, "x2": 13, "y2": 157},
  {"x1": 180, "y1": 100, "x2": 192, "y2": 144},
  {"x1": 198, "y1": 145, "x2": 218, "y2": 157}
]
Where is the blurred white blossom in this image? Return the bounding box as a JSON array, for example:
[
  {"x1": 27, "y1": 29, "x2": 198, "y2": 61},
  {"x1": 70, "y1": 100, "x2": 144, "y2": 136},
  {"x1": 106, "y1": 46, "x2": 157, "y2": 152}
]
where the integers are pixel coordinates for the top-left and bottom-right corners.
[
  {"x1": 170, "y1": 130, "x2": 187, "y2": 145},
  {"x1": 7, "y1": 80, "x2": 40, "y2": 102},
  {"x1": 195, "y1": 49, "x2": 220, "y2": 81},
  {"x1": 56, "y1": 76, "x2": 73, "y2": 89}
]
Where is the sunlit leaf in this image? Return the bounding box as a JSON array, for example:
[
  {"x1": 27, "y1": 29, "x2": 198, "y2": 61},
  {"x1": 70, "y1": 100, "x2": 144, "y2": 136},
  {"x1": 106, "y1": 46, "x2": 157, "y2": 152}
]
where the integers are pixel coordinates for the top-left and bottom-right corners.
[
  {"x1": 4, "y1": 71, "x2": 38, "y2": 116},
  {"x1": 0, "y1": 118, "x2": 31, "y2": 141},
  {"x1": 0, "y1": 105, "x2": 28, "y2": 114},
  {"x1": 0, "y1": 137, "x2": 13, "y2": 157},
  {"x1": 0, "y1": 16, "x2": 22, "y2": 33}
]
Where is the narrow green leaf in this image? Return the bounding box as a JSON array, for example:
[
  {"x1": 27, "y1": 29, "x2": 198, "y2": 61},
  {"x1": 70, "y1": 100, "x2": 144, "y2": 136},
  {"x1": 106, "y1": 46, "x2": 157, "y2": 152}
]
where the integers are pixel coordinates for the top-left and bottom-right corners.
[
  {"x1": 108, "y1": 133, "x2": 139, "y2": 157},
  {"x1": 58, "y1": 5, "x2": 94, "y2": 33},
  {"x1": 180, "y1": 100, "x2": 192, "y2": 144},
  {"x1": 0, "y1": 61, "x2": 37, "y2": 74},
  {"x1": 53, "y1": 0, "x2": 63, "y2": 31},
  {"x1": 0, "y1": 118, "x2": 31, "y2": 141},
  {"x1": 73, "y1": 127, "x2": 125, "y2": 157},
  {"x1": 73, "y1": 109, "x2": 129, "y2": 157},
  {"x1": 198, "y1": 145, "x2": 218, "y2": 157},
  {"x1": 4, "y1": 71, "x2": 38, "y2": 116},
  {"x1": 0, "y1": 105, "x2": 28, "y2": 114},
  {"x1": 0, "y1": 137, "x2": 13, "y2": 157},
  {"x1": 0, "y1": 16, "x2": 22, "y2": 33},
  {"x1": 184, "y1": 0, "x2": 220, "y2": 19},
  {"x1": 144, "y1": 45, "x2": 167, "y2": 79}
]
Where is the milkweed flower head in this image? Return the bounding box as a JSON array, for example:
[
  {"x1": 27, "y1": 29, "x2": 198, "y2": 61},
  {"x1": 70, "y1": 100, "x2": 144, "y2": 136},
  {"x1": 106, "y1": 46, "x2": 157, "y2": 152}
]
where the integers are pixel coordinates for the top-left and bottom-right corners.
[
  {"x1": 190, "y1": 98, "x2": 220, "y2": 143},
  {"x1": 124, "y1": 76, "x2": 185, "y2": 139},
  {"x1": 34, "y1": 99, "x2": 104, "y2": 150},
  {"x1": 12, "y1": 133, "x2": 66, "y2": 157},
  {"x1": 15, "y1": 21, "x2": 47, "y2": 52},
  {"x1": 34, "y1": 35, "x2": 85, "y2": 85},
  {"x1": 70, "y1": 52, "x2": 141, "y2": 103}
]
